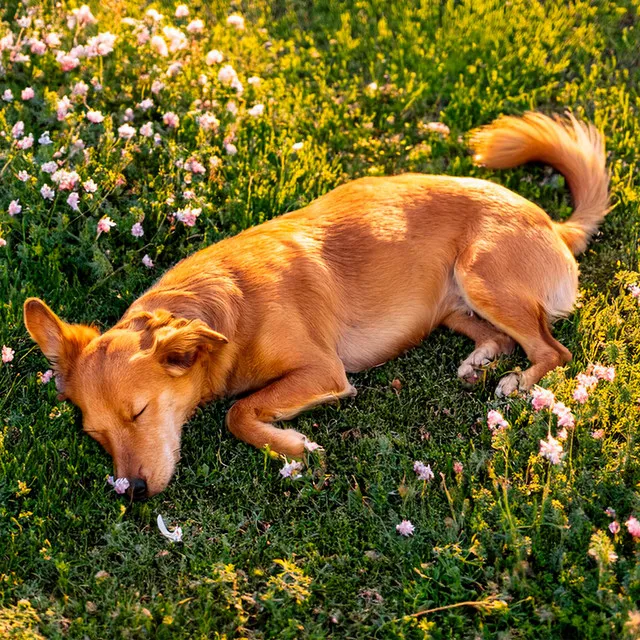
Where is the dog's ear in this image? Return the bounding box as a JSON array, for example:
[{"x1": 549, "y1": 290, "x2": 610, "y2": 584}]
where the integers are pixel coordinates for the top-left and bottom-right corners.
[
  {"x1": 152, "y1": 318, "x2": 228, "y2": 376},
  {"x1": 23, "y1": 298, "x2": 100, "y2": 395}
]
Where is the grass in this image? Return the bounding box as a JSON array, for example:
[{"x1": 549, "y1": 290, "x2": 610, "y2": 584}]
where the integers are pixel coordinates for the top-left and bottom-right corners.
[{"x1": 1, "y1": 0, "x2": 640, "y2": 637}]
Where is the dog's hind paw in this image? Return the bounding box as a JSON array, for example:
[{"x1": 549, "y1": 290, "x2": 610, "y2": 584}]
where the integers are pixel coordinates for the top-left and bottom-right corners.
[{"x1": 495, "y1": 372, "x2": 522, "y2": 398}]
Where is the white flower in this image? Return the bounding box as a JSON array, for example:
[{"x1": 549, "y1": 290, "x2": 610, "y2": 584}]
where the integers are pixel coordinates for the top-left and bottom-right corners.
[
  {"x1": 41, "y1": 184, "x2": 55, "y2": 200},
  {"x1": 206, "y1": 49, "x2": 223, "y2": 65},
  {"x1": 137, "y1": 98, "x2": 154, "y2": 111},
  {"x1": 224, "y1": 142, "x2": 237, "y2": 155},
  {"x1": 291, "y1": 141, "x2": 304, "y2": 151},
  {"x1": 150, "y1": 35, "x2": 169, "y2": 57},
  {"x1": 247, "y1": 76, "x2": 261, "y2": 86},
  {"x1": 140, "y1": 122, "x2": 153, "y2": 137},
  {"x1": 86, "y1": 110, "x2": 105, "y2": 123},
  {"x1": 83, "y1": 179, "x2": 98, "y2": 193},
  {"x1": 97, "y1": 216, "x2": 116, "y2": 235},
  {"x1": 38, "y1": 131, "x2": 52, "y2": 145},
  {"x1": 226, "y1": 14, "x2": 245, "y2": 30},
  {"x1": 118, "y1": 124, "x2": 136, "y2": 140},
  {"x1": 396, "y1": 520, "x2": 415, "y2": 536},
  {"x1": 303, "y1": 438, "x2": 322, "y2": 452},
  {"x1": 539, "y1": 435, "x2": 564, "y2": 465},
  {"x1": 157, "y1": 514, "x2": 183, "y2": 542},
  {"x1": 175, "y1": 4, "x2": 189, "y2": 18},
  {"x1": 218, "y1": 64, "x2": 238, "y2": 85},
  {"x1": 248, "y1": 103, "x2": 264, "y2": 117},
  {"x1": 197, "y1": 112, "x2": 219, "y2": 132},
  {"x1": 41, "y1": 161, "x2": 57, "y2": 174},
  {"x1": 2, "y1": 89, "x2": 13, "y2": 102},
  {"x1": 17, "y1": 170, "x2": 29, "y2": 182},
  {"x1": 107, "y1": 476, "x2": 130, "y2": 494},
  {"x1": 187, "y1": 19, "x2": 204, "y2": 34},
  {"x1": 279, "y1": 460, "x2": 303, "y2": 479}
]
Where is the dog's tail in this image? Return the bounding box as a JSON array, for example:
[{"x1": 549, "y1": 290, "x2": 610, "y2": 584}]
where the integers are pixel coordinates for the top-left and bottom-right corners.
[{"x1": 470, "y1": 112, "x2": 609, "y2": 255}]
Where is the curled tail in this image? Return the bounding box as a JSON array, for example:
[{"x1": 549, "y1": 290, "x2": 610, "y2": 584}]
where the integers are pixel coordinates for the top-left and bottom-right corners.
[{"x1": 470, "y1": 112, "x2": 609, "y2": 255}]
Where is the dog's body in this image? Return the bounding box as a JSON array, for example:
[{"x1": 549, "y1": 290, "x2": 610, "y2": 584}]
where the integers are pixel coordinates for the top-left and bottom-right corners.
[{"x1": 24, "y1": 113, "x2": 609, "y2": 497}]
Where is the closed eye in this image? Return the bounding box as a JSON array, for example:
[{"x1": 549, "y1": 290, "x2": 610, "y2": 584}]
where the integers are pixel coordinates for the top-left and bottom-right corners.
[{"x1": 132, "y1": 404, "x2": 148, "y2": 421}]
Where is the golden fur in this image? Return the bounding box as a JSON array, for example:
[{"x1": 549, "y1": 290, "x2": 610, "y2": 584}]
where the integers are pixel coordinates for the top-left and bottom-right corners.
[{"x1": 24, "y1": 112, "x2": 609, "y2": 497}]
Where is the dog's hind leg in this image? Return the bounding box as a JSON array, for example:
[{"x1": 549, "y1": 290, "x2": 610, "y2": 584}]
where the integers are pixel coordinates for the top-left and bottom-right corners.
[
  {"x1": 442, "y1": 309, "x2": 516, "y2": 384},
  {"x1": 225, "y1": 357, "x2": 356, "y2": 456},
  {"x1": 455, "y1": 264, "x2": 572, "y2": 397}
]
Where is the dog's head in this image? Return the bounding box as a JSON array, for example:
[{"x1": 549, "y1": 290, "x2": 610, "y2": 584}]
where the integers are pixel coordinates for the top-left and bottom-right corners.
[{"x1": 23, "y1": 298, "x2": 228, "y2": 498}]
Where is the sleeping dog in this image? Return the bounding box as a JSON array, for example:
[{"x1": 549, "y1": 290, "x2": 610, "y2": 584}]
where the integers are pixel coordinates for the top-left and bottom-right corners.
[{"x1": 24, "y1": 112, "x2": 608, "y2": 497}]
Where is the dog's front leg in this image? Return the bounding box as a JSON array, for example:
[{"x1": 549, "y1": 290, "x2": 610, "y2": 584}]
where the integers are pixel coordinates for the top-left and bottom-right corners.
[{"x1": 225, "y1": 360, "x2": 356, "y2": 456}]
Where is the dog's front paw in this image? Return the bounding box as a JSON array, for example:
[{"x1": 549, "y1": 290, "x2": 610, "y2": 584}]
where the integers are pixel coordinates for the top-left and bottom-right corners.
[{"x1": 495, "y1": 372, "x2": 522, "y2": 398}]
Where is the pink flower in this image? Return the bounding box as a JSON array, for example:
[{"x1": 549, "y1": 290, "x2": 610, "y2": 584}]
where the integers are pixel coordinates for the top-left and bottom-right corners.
[
  {"x1": 150, "y1": 35, "x2": 169, "y2": 57},
  {"x1": 67, "y1": 192, "x2": 80, "y2": 211},
  {"x1": 453, "y1": 461, "x2": 464, "y2": 474},
  {"x1": 539, "y1": 435, "x2": 563, "y2": 465},
  {"x1": 413, "y1": 461, "x2": 434, "y2": 481},
  {"x1": 626, "y1": 516, "x2": 640, "y2": 539},
  {"x1": 86, "y1": 32, "x2": 116, "y2": 57},
  {"x1": 552, "y1": 402, "x2": 575, "y2": 428},
  {"x1": 21, "y1": 87, "x2": 34, "y2": 101},
  {"x1": 142, "y1": 254, "x2": 154, "y2": 268},
  {"x1": 396, "y1": 520, "x2": 415, "y2": 536},
  {"x1": 138, "y1": 98, "x2": 154, "y2": 111},
  {"x1": 591, "y1": 429, "x2": 605, "y2": 440},
  {"x1": 187, "y1": 19, "x2": 204, "y2": 34},
  {"x1": 225, "y1": 142, "x2": 238, "y2": 155},
  {"x1": 226, "y1": 14, "x2": 245, "y2": 30},
  {"x1": 175, "y1": 206, "x2": 201, "y2": 227},
  {"x1": 573, "y1": 385, "x2": 589, "y2": 404},
  {"x1": 163, "y1": 112, "x2": 180, "y2": 128},
  {"x1": 605, "y1": 507, "x2": 616, "y2": 518},
  {"x1": 629, "y1": 284, "x2": 640, "y2": 299},
  {"x1": 131, "y1": 222, "x2": 144, "y2": 237},
  {"x1": 197, "y1": 112, "x2": 219, "y2": 132},
  {"x1": 30, "y1": 40, "x2": 46, "y2": 55},
  {"x1": 87, "y1": 110, "x2": 105, "y2": 123},
  {"x1": 67, "y1": 5, "x2": 97, "y2": 29},
  {"x1": 185, "y1": 158, "x2": 205, "y2": 174},
  {"x1": 56, "y1": 52, "x2": 81, "y2": 72},
  {"x1": 41, "y1": 185, "x2": 55, "y2": 200},
  {"x1": 425, "y1": 122, "x2": 450, "y2": 136},
  {"x1": 151, "y1": 80, "x2": 165, "y2": 94},
  {"x1": 51, "y1": 169, "x2": 80, "y2": 190},
  {"x1": 56, "y1": 96, "x2": 73, "y2": 121},
  {"x1": 16, "y1": 134, "x2": 33, "y2": 150},
  {"x1": 304, "y1": 439, "x2": 321, "y2": 452},
  {"x1": 17, "y1": 170, "x2": 29, "y2": 182},
  {"x1": 531, "y1": 386, "x2": 555, "y2": 411},
  {"x1": 609, "y1": 521, "x2": 620, "y2": 535},
  {"x1": 206, "y1": 49, "x2": 223, "y2": 65},
  {"x1": 107, "y1": 476, "x2": 130, "y2": 494},
  {"x1": 11, "y1": 121, "x2": 24, "y2": 139},
  {"x1": 592, "y1": 364, "x2": 615, "y2": 382},
  {"x1": 83, "y1": 179, "x2": 98, "y2": 193},
  {"x1": 97, "y1": 216, "x2": 116, "y2": 235},
  {"x1": 44, "y1": 33, "x2": 62, "y2": 48},
  {"x1": 0, "y1": 238, "x2": 6, "y2": 248},
  {"x1": 118, "y1": 124, "x2": 136, "y2": 140},
  {"x1": 140, "y1": 122, "x2": 153, "y2": 137},
  {"x1": 162, "y1": 26, "x2": 187, "y2": 52},
  {"x1": 487, "y1": 409, "x2": 508, "y2": 431},
  {"x1": 39, "y1": 369, "x2": 54, "y2": 384},
  {"x1": 279, "y1": 460, "x2": 303, "y2": 479},
  {"x1": 2, "y1": 345, "x2": 15, "y2": 363},
  {"x1": 576, "y1": 373, "x2": 598, "y2": 390},
  {"x1": 557, "y1": 427, "x2": 568, "y2": 441},
  {"x1": 8, "y1": 200, "x2": 21, "y2": 216},
  {"x1": 175, "y1": 4, "x2": 189, "y2": 18}
]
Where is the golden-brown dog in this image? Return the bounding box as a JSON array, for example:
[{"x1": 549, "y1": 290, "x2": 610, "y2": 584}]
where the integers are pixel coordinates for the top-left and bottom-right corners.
[{"x1": 24, "y1": 113, "x2": 608, "y2": 497}]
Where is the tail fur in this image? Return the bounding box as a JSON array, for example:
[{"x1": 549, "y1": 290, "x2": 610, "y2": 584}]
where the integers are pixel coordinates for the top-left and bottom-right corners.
[{"x1": 470, "y1": 112, "x2": 609, "y2": 255}]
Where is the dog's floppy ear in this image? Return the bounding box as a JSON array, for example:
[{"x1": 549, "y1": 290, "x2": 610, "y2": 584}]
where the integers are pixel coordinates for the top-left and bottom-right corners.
[
  {"x1": 152, "y1": 318, "x2": 228, "y2": 376},
  {"x1": 23, "y1": 297, "x2": 100, "y2": 395}
]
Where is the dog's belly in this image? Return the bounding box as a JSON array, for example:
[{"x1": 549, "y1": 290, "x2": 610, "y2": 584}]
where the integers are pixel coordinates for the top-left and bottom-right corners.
[{"x1": 336, "y1": 303, "x2": 437, "y2": 372}]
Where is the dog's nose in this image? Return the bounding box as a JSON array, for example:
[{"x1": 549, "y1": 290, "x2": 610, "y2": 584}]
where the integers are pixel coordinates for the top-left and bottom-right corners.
[{"x1": 129, "y1": 477, "x2": 148, "y2": 500}]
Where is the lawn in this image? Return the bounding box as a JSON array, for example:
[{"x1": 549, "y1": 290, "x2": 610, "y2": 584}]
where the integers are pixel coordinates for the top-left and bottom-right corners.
[{"x1": 1, "y1": 0, "x2": 640, "y2": 637}]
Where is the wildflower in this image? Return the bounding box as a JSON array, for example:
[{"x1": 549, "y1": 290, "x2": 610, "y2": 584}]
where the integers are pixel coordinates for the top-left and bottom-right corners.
[
  {"x1": 629, "y1": 283, "x2": 640, "y2": 299},
  {"x1": 97, "y1": 217, "x2": 116, "y2": 235},
  {"x1": 146, "y1": 8, "x2": 164, "y2": 22},
  {"x1": 86, "y1": 32, "x2": 117, "y2": 57},
  {"x1": 30, "y1": 40, "x2": 47, "y2": 55},
  {"x1": 231, "y1": 78, "x2": 244, "y2": 95},
  {"x1": 304, "y1": 439, "x2": 322, "y2": 452},
  {"x1": 279, "y1": 460, "x2": 303, "y2": 479},
  {"x1": 175, "y1": 4, "x2": 189, "y2": 18},
  {"x1": 591, "y1": 429, "x2": 604, "y2": 440},
  {"x1": 38, "y1": 131, "x2": 52, "y2": 145},
  {"x1": 531, "y1": 386, "x2": 555, "y2": 411},
  {"x1": 56, "y1": 52, "x2": 81, "y2": 72},
  {"x1": 163, "y1": 112, "x2": 180, "y2": 128},
  {"x1": 150, "y1": 35, "x2": 169, "y2": 57},
  {"x1": 396, "y1": 520, "x2": 415, "y2": 536},
  {"x1": 67, "y1": 192, "x2": 80, "y2": 211},
  {"x1": 140, "y1": 122, "x2": 153, "y2": 137},
  {"x1": 248, "y1": 103, "x2": 264, "y2": 117},
  {"x1": 425, "y1": 122, "x2": 450, "y2": 136},
  {"x1": 44, "y1": 33, "x2": 62, "y2": 48},
  {"x1": 587, "y1": 531, "x2": 618, "y2": 564},
  {"x1": 552, "y1": 402, "x2": 575, "y2": 428},
  {"x1": 68, "y1": 5, "x2": 97, "y2": 29},
  {"x1": 83, "y1": 179, "x2": 98, "y2": 193},
  {"x1": 3, "y1": 89, "x2": 14, "y2": 101},
  {"x1": 41, "y1": 161, "x2": 57, "y2": 174},
  {"x1": 12, "y1": 121, "x2": 24, "y2": 139},
  {"x1": 592, "y1": 364, "x2": 615, "y2": 382},
  {"x1": 0, "y1": 238, "x2": 6, "y2": 248},
  {"x1": 131, "y1": 222, "x2": 144, "y2": 237},
  {"x1": 226, "y1": 101, "x2": 238, "y2": 115},
  {"x1": 609, "y1": 521, "x2": 620, "y2": 534},
  {"x1": 226, "y1": 14, "x2": 245, "y2": 30},
  {"x1": 162, "y1": 26, "x2": 187, "y2": 52},
  {"x1": 539, "y1": 434, "x2": 563, "y2": 465},
  {"x1": 123, "y1": 108, "x2": 134, "y2": 123},
  {"x1": 51, "y1": 169, "x2": 80, "y2": 190},
  {"x1": 39, "y1": 369, "x2": 54, "y2": 384},
  {"x1": 626, "y1": 516, "x2": 640, "y2": 539},
  {"x1": 413, "y1": 461, "x2": 434, "y2": 482},
  {"x1": 118, "y1": 124, "x2": 136, "y2": 140},
  {"x1": 151, "y1": 80, "x2": 165, "y2": 94},
  {"x1": 573, "y1": 385, "x2": 589, "y2": 404},
  {"x1": 56, "y1": 96, "x2": 73, "y2": 121},
  {"x1": 453, "y1": 461, "x2": 464, "y2": 474},
  {"x1": 291, "y1": 141, "x2": 304, "y2": 152},
  {"x1": 218, "y1": 64, "x2": 238, "y2": 85},
  {"x1": 576, "y1": 372, "x2": 598, "y2": 390},
  {"x1": 107, "y1": 476, "x2": 130, "y2": 494},
  {"x1": 206, "y1": 49, "x2": 223, "y2": 65},
  {"x1": 605, "y1": 507, "x2": 616, "y2": 518},
  {"x1": 16, "y1": 16, "x2": 31, "y2": 28},
  {"x1": 72, "y1": 81, "x2": 89, "y2": 96},
  {"x1": 557, "y1": 427, "x2": 568, "y2": 441},
  {"x1": 194, "y1": 113, "x2": 219, "y2": 135},
  {"x1": 8, "y1": 200, "x2": 22, "y2": 216},
  {"x1": 225, "y1": 142, "x2": 237, "y2": 155},
  {"x1": 41, "y1": 185, "x2": 55, "y2": 200},
  {"x1": 16, "y1": 134, "x2": 34, "y2": 150},
  {"x1": 17, "y1": 171, "x2": 29, "y2": 182},
  {"x1": 248, "y1": 75, "x2": 261, "y2": 86},
  {"x1": 138, "y1": 98, "x2": 154, "y2": 111},
  {"x1": 175, "y1": 206, "x2": 201, "y2": 227},
  {"x1": 157, "y1": 515, "x2": 183, "y2": 542},
  {"x1": 2, "y1": 345, "x2": 15, "y2": 363},
  {"x1": 487, "y1": 409, "x2": 508, "y2": 431},
  {"x1": 21, "y1": 87, "x2": 34, "y2": 101},
  {"x1": 367, "y1": 81, "x2": 378, "y2": 91},
  {"x1": 86, "y1": 110, "x2": 105, "y2": 124},
  {"x1": 187, "y1": 19, "x2": 204, "y2": 34},
  {"x1": 142, "y1": 254, "x2": 154, "y2": 268}
]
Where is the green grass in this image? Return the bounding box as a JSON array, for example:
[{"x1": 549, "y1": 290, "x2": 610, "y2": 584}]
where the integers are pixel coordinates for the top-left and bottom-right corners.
[{"x1": 1, "y1": 0, "x2": 640, "y2": 637}]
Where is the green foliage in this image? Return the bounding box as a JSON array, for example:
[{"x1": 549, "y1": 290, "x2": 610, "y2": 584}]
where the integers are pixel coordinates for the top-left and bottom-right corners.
[{"x1": 0, "y1": 0, "x2": 639, "y2": 638}]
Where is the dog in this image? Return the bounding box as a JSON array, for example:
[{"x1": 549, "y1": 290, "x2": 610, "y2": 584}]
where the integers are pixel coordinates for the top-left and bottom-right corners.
[{"x1": 24, "y1": 112, "x2": 608, "y2": 498}]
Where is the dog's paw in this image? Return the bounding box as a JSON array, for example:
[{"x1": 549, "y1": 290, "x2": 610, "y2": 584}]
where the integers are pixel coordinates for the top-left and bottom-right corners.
[
  {"x1": 495, "y1": 372, "x2": 521, "y2": 398},
  {"x1": 457, "y1": 361, "x2": 481, "y2": 386}
]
